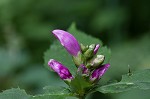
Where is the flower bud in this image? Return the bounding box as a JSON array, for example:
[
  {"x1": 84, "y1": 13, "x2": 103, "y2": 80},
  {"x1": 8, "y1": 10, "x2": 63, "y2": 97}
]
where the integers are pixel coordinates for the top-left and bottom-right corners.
[
  {"x1": 48, "y1": 59, "x2": 73, "y2": 82},
  {"x1": 77, "y1": 64, "x2": 89, "y2": 77},
  {"x1": 90, "y1": 55, "x2": 105, "y2": 68},
  {"x1": 52, "y1": 30, "x2": 81, "y2": 56},
  {"x1": 90, "y1": 64, "x2": 110, "y2": 83},
  {"x1": 84, "y1": 44, "x2": 96, "y2": 59},
  {"x1": 80, "y1": 44, "x2": 88, "y2": 52},
  {"x1": 94, "y1": 44, "x2": 100, "y2": 54},
  {"x1": 89, "y1": 44, "x2": 96, "y2": 49}
]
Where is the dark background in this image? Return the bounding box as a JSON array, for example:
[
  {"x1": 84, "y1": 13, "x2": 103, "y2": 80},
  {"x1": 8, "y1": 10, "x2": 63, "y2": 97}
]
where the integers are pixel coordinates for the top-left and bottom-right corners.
[{"x1": 0, "y1": 0, "x2": 150, "y2": 99}]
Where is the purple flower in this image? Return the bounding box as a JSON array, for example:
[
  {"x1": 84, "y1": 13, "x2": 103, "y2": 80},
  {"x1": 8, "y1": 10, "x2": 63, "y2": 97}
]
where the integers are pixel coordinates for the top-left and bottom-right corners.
[
  {"x1": 48, "y1": 59, "x2": 73, "y2": 81},
  {"x1": 94, "y1": 44, "x2": 100, "y2": 54},
  {"x1": 90, "y1": 64, "x2": 110, "y2": 83},
  {"x1": 52, "y1": 30, "x2": 81, "y2": 56},
  {"x1": 77, "y1": 64, "x2": 89, "y2": 76}
]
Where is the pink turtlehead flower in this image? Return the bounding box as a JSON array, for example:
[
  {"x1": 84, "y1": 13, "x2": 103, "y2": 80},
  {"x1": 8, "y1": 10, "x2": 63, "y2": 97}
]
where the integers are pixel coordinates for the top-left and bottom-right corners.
[{"x1": 52, "y1": 30, "x2": 81, "y2": 56}]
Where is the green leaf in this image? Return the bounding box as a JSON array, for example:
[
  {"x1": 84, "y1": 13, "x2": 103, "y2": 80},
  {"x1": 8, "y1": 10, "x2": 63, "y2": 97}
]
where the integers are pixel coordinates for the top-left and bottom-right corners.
[
  {"x1": 43, "y1": 86, "x2": 70, "y2": 94},
  {"x1": 0, "y1": 88, "x2": 31, "y2": 99},
  {"x1": 31, "y1": 86, "x2": 72, "y2": 99},
  {"x1": 109, "y1": 35, "x2": 150, "y2": 78},
  {"x1": 31, "y1": 95, "x2": 69, "y2": 99},
  {"x1": 69, "y1": 74, "x2": 92, "y2": 96},
  {"x1": 97, "y1": 69, "x2": 150, "y2": 93},
  {"x1": 111, "y1": 89, "x2": 150, "y2": 99}
]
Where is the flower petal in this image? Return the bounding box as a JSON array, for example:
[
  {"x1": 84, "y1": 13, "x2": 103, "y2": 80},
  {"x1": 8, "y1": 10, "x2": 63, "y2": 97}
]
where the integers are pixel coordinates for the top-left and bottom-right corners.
[{"x1": 52, "y1": 30, "x2": 81, "y2": 56}]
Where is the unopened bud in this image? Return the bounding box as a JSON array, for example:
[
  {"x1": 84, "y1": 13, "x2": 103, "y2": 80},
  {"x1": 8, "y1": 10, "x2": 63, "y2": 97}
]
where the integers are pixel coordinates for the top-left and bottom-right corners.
[
  {"x1": 90, "y1": 55, "x2": 105, "y2": 68},
  {"x1": 94, "y1": 44, "x2": 100, "y2": 54},
  {"x1": 84, "y1": 44, "x2": 96, "y2": 59},
  {"x1": 80, "y1": 44, "x2": 88, "y2": 52},
  {"x1": 48, "y1": 59, "x2": 73, "y2": 82},
  {"x1": 77, "y1": 64, "x2": 89, "y2": 77},
  {"x1": 90, "y1": 64, "x2": 110, "y2": 83}
]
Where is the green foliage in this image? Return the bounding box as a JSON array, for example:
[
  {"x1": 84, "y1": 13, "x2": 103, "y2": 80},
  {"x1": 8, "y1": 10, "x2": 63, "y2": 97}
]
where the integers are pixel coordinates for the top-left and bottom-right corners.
[
  {"x1": 0, "y1": 48, "x2": 29, "y2": 76},
  {"x1": 1, "y1": 69, "x2": 150, "y2": 99},
  {"x1": 32, "y1": 95, "x2": 69, "y2": 99},
  {"x1": 43, "y1": 86, "x2": 70, "y2": 94},
  {"x1": 31, "y1": 86, "x2": 71, "y2": 99},
  {"x1": 111, "y1": 89, "x2": 150, "y2": 99},
  {"x1": 0, "y1": 88, "x2": 31, "y2": 99},
  {"x1": 97, "y1": 69, "x2": 150, "y2": 93},
  {"x1": 90, "y1": 8, "x2": 127, "y2": 31},
  {"x1": 109, "y1": 35, "x2": 150, "y2": 78},
  {"x1": 69, "y1": 74, "x2": 92, "y2": 96},
  {"x1": 14, "y1": 66, "x2": 65, "y2": 88},
  {"x1": 0, "y1": 87, "x2": 73, "y2": 99}
]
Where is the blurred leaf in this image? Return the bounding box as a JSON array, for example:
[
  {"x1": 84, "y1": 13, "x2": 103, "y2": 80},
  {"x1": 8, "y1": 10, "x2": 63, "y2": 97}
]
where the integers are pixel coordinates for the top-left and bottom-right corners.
[
  {"x1": 21, "y1": 17, "x2": 53, "y2": 40},
  {"x1": 90, "y1": 8, "x2": 127, "y2": 31},
  {"x1": 0, "y1": 87, "x2": 73, "y2": 99},
  {"x1": 111, "y1": 89, "x2": 150, "y2": 99},
  {"x1": 14, "y1": 65, "x2": 66, "y2": 95},
  {"x1": 68, "y1": 23, "x2": 103, "y2": 45},
  {"x1": 0, "y1": 88, "x2": 31, "y2": 99},
  {"x1": 108, "y1": 35, "x2": 150, "y2": 78},
  {"x1": 0, "y1": 48, "x2": 29, "y2": 76},
  {"x1": 97, "y1": 69, "x2": 150, "y2": 93}
]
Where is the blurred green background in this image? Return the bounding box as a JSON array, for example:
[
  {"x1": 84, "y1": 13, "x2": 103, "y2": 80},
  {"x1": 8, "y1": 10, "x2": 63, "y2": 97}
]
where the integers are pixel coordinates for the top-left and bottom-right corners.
[{"x1": 0, "y1": 0, "x2": 150, "y2": 99}]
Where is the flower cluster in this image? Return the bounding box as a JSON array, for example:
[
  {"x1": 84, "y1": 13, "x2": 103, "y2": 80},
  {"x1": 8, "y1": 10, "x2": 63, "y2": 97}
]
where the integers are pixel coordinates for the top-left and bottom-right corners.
[{"x1": 48, "y1": 30, "x2": 110, "y2": 84}]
